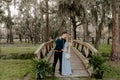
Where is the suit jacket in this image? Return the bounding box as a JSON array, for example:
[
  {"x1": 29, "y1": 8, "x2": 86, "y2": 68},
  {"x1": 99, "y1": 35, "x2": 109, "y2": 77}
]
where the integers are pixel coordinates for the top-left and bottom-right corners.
[{"x1": 54, "y1": 37, "x2": 66, "y2": 51}]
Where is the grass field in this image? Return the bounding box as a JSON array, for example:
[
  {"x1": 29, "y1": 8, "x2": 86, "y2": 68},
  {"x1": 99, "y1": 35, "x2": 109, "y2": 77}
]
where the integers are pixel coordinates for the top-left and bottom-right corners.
[
  {"x1": 1, "y1": 47, "x2": 39, "y2": 54},
  {"x1": 0, "y1": 42, "x2": 40, "y2": 54},
  {"x1": 0, "y1": 42, "x2": 59, "y2": 80},
  {"x1": 0, "y1": 59, "x2": 35, "y2": 80},
  {"x1": 0, "y1": 59, "x2": 59, "y2": 80},
  {"x1": 98, "y1": 44, "x2": 112, "y2": 57},
  {"x1": 0, "y1": 42, "x2": 120, "y2": 80},
  {"x1": 98, "y1": 44, "x2": 120, "y2": 80},
  {"x1": 99, "y1": 44, "x2": 111, "y2": 54},
  {"x1": 103, "y1": 61, "x2": 120, "y2": 80}
]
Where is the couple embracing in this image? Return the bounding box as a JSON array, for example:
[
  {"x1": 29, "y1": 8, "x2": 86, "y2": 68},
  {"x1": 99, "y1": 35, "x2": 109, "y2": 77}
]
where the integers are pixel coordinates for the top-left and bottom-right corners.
[{"x1": 52, "y1": 32, "x2": 72, "y2": 76}]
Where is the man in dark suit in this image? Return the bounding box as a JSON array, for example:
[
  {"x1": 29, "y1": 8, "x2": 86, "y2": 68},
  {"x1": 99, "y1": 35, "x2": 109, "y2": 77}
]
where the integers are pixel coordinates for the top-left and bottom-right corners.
[{"x1": 52, "y1": 32, "x2": 67, "y2": 76}]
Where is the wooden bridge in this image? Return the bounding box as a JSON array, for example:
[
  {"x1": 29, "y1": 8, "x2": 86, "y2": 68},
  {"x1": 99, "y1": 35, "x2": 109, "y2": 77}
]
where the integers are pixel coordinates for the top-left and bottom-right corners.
[{"x1": 34, "y1": 40, "x2": 98, "y2": 78}]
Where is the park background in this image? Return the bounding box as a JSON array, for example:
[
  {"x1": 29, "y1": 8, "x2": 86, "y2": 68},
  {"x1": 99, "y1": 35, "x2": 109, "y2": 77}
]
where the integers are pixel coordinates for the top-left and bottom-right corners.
[{"x1": 0, "y1": 0, "x2": 120, "y2": 80}]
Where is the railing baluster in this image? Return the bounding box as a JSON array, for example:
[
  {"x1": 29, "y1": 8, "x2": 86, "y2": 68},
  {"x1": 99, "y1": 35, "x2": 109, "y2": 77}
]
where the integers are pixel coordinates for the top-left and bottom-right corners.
[
  {"x1": 46, "y1": 45, "x2": 49, "y2": 54},
  {"x1": 49, "y1": 43, "x2": 52, "y2": 50},
  {"x1": 48, "y1": 44, "x2": 50, "y2": 51},
  {"x1": 88, "y1": 50, "x2": 92, "y2": 58},
  {"x1": 76, "y1": 43, "x2": 79, "y2": 50},
  {"x1": 40, "y1": 51, "x2": 44, "y2": 58},
  {"x1": 34, "y1": 40, "x2": 54, "y2": 60},
  {"x1": 73, "y1": 40, "x2": 98, "y2": 76}
]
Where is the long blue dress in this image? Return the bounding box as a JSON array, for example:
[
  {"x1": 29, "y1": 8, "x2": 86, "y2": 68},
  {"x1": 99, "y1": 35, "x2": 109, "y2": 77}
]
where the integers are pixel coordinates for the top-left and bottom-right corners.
[{"x1": 62, "y1": 42, "x2": 72, "y2": 76}]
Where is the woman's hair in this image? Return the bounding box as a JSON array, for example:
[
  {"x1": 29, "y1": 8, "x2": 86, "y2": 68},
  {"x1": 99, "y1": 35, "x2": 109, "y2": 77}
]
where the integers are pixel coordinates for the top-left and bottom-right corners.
[{"x1": 66, "y1": 34, "x2": 72, "y2": 42}]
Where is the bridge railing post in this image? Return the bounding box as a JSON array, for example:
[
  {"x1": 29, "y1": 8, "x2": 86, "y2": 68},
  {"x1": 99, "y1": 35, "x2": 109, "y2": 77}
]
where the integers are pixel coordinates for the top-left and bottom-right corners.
[{"x1": 34, "y1": 40, "x2": 54, "y2": 60}]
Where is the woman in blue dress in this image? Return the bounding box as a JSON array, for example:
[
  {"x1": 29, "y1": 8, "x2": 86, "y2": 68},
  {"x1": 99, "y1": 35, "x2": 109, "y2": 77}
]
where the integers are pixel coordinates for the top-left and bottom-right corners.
[{"x1": 62, "y1": 34, "x2": 72, "y2": 76}]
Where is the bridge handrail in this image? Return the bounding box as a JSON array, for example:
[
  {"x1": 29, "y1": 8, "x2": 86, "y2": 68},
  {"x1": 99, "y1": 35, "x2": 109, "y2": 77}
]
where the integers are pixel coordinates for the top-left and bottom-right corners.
[
  {"x1": 73, "y1": 40, "x2": 98, "y2": 76},
  {"x1": 73, "y1": 40, "x2": 98, "y2": 57},
  {"x1": 34, "y1": 40, "x2": 54, "y2": 60}
]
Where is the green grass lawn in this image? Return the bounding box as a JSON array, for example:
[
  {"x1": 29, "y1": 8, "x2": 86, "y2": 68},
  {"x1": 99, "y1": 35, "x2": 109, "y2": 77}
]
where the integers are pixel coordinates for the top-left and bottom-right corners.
[
  {"x1": 0, "y1": 42, "x2": 40, "y2": 59},
  {"x1": 0, "y1": 59, "x2": 35, "y2": 80},
  {"x1": 1, "y1": 46, "x2": 39, "y2": 54},
  {"x1": 0, "y1": 43, "x2": 119, "y2": 80},
  {"x1": 103, "y1": 61, "x2": 120, "y2": 80},
  {"x1": 0, "y1": 59, "x2": 59, "y2": 80},
  {"x1": 0, "y1": 42, "x2": 40, "y2": 54},
  {"x1": 98, "y1": 44, "x2": 120, "y2": 80},
  {"x1": 0, "y1": 42, "x2": 59, "y2": 80},
  {"x1": 98, "y1": 44, "x2": 112, "y2": 57}
]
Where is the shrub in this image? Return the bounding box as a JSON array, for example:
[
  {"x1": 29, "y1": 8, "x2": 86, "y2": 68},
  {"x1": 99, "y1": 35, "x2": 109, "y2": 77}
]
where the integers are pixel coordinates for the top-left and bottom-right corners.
[
  {"x1": 32, "y1": 58, "x2": 52, "y2": 80},
  {"x1": 88, "y1": 54, "x2": 110, "y2": 79}
]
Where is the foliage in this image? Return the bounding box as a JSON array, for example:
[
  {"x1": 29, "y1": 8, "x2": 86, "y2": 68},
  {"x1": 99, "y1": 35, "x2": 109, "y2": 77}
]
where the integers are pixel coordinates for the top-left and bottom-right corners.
[
  {"x1": 89, "y1": 54, "x2": 110, "y2": 79},
  {"x1": 57, "y1": 0, "x2": 86, "y2": 39},
  {"x1": 0, "y1": 0, "x2": 114, "y2": 44},
  {"x1": 0, "y1": 5, "x2": 5, "y2": 23},
  {"x1": 32, "y1": 58, "x2": 52, "y2": 79}
]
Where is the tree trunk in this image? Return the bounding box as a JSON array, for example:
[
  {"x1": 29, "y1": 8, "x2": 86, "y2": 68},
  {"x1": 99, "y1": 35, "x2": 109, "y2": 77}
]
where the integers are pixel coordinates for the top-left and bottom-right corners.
[
  {"x1": 107, "y1": 37, "x2": 110, "y2": 45},
  {"x1": 27, "y1": 36, "x2": 30, "y2": 43},
  {"x1": 19, "y1": 34, "x2": 22, "y2": 42},
  {"x1": 9, "y1": 26, "x2": 13, "y2": 43},
  {"x1": 94, "y1": 22, "x2": 103, "y2": 50},
  {"x1": 111, "y1": 1, "x2": 120, "y2": 61},
  {"x1": 73, "y1": 26, "x2": 77, "y2": 40},
  {"x1": 92, "y1": 37, "x2": 95, "y2": 44},
  {"x1": 6, "y1": 29, "x2": 10, "y2": 43},
  {"x1": 6, "y1": 2, "x2": 13, "y2": 43},
  {"x1": 94, "y1": 4, "x2": 105, "y2": 50},
  {"x1": 30, "y1": 35, "x2": 33, "y2": 43},
  {"x1": 71, "y1": 16, "x2": 77, "y2": 40},
  {"x1": 6, "y1": 21, "x2": 13, "y2": 43},
  {"x1": 45, "y1": 0, "x2": 49, "y2": 42},
  {"x1": 83, "y1": 23, "x2": 89, "y2": 42},
  {"x1": 94, "y1": 30, "x2": 100, "y2": 50},
  {"x1": 34, "y1": 34, "x2": 39, "y2": 44}
]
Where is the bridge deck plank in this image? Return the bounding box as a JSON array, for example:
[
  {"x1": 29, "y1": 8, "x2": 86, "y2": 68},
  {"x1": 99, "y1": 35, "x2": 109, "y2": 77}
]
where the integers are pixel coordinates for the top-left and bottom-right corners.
[{"x1": 48, "y1": 48, "x2": 89, "y2": 78}]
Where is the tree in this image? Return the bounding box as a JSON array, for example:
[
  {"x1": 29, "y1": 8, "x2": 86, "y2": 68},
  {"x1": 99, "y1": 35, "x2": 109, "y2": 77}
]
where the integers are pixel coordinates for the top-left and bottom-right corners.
[
  {"x1": 58, "y1": 0, "x2": 85, "y2": 39},
  {"x1": 111, "y1": 0, "x2": 120, "y2": 61},
  {"x1": 107, "y1": 19, "x2": 112, "y2": 45},
  {"x1": 18, "y1": 0, "x2": 37, "y2": 43},
  {"x1": 90, "y1": 0, "x2": 111, "y2": 49},
  {"x1": 5, "y1": 0, "x2": 14, "y2": 43},
  {"x1": 45, "y1": 0, "x2": 49, "y2": 42}
]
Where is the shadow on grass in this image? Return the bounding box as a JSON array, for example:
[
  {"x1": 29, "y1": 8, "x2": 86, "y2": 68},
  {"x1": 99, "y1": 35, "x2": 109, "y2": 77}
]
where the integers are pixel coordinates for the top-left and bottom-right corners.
[{"x1": 0, "y1": 53, "x2": 34, "y2": 59}]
